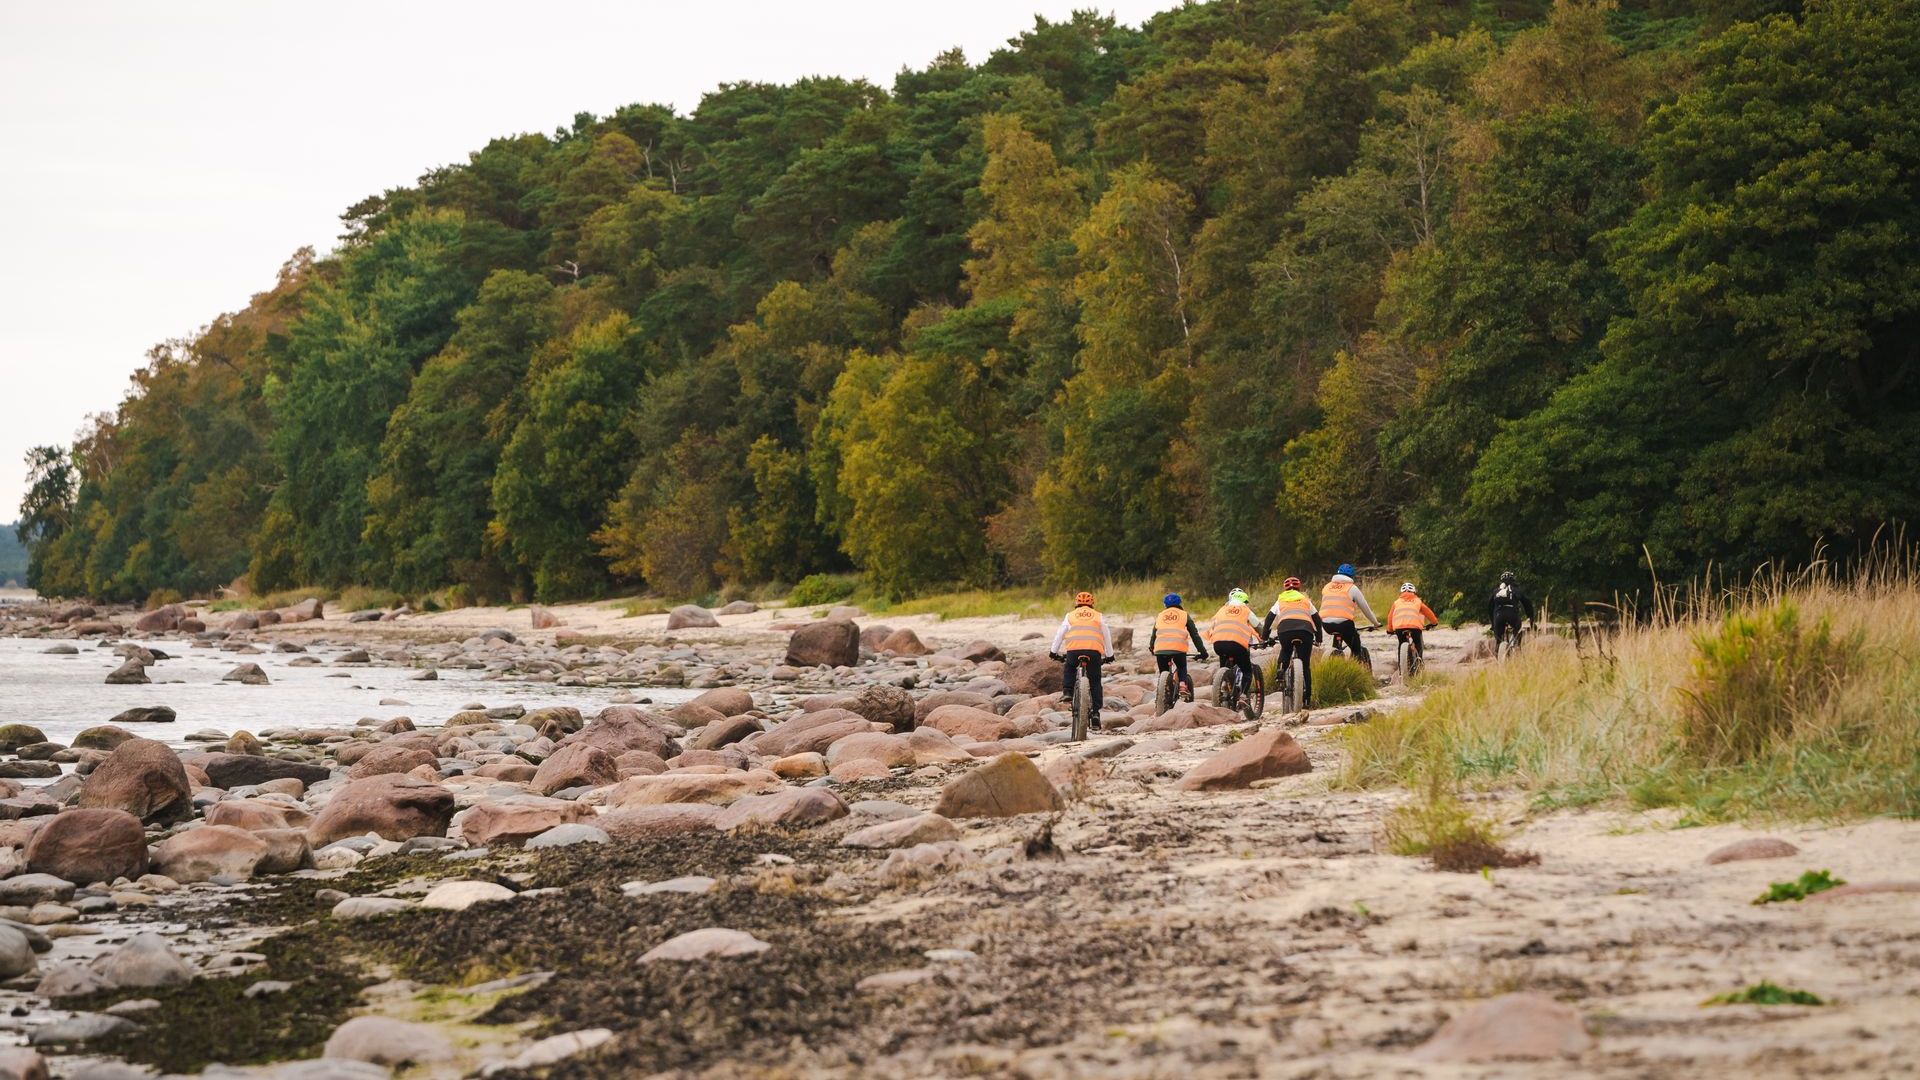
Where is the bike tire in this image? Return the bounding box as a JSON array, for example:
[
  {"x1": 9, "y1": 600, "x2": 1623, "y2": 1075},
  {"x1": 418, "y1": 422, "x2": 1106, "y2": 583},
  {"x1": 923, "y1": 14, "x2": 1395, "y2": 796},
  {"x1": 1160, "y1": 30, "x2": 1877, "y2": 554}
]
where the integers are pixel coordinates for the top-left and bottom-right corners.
[
  {"x1": 1071, "y1": 670, "x2": 1091, "y2": 742},
  {"x1": 1247, "y1": 666, "x2": 1266, "y2": 719},
  {"x1": 1211, "y1": 666, "x2": 1232, "y2": 711},
  {"x1": 1396, "y1": 637, "x2": 1413, "y2": 683},
  {"x1": 1153, "y1": 670, "x2": 1175, "y2": 716},
  {"x1": 1290, "y1": 654, "x2": 1307, "y2": 713}
]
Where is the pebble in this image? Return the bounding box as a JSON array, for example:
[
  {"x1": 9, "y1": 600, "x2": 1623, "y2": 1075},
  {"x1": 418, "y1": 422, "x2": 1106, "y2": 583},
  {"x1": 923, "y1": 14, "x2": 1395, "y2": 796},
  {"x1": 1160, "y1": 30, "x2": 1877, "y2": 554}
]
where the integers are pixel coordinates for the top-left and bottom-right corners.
[
  {"x1": 331, "y1": 897, "x2": 415, "y2": 919},
  {"x1": 621, "y1": 876, "x2": 717, "y2": 896},
  {"x1": 244, "y1": 980, "x2": 293, "y2": 998},
  {"x1": 856, "y1": 967, "x2": 936, "y2": 991},
  {"x1": 640, "y1": 927, "x2": 771, "y2": 963},
  {"x1": 479, "y1": 1028, "x2": 614, "y2": 1076},
  {"x1": 419, "y1": 880, "x2": 515, "y2": 911}
]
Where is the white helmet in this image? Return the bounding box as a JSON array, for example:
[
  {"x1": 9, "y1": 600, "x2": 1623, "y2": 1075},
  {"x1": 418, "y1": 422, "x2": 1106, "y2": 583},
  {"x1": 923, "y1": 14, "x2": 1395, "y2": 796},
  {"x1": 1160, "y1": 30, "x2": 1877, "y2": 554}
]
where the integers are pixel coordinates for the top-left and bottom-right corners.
[{"x1": 1400, "y1": 582, "x2": 1418, "y2": 593}]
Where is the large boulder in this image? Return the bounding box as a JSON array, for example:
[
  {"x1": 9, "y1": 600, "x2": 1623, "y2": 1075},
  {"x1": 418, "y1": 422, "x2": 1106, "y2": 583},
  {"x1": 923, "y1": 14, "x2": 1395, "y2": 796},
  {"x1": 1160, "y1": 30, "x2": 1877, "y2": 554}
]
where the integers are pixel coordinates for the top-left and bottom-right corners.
[
  {"x1": 324, "y1": 1016, "x2": 453, "y2": 1067},
  {"x1": 107, "y1": 706, "x2": 175, "y2": 725},
  {"x1": 531, "y1": 743, "x2": 618, "y2": 795},
  {"x1": 744, "y1": 710, "x2": 870, "y2": 758},
  {"x1": 827, "y1": 728, "x2": 971, "y2": 769},
  {"x1": 959, "y1": 640, "x2": 1005, "y2": 663},
  {"x1": 72, "y1": 725, "x2": 135, "y2": 751},
  {"x1": 1004, "y1": 655, "x2": 1065, "y2": 696},
  {"x1": 529, "y1": 605, "x2": 561, "y2": 630},
  {"x1": 604, "y1": 770, "x2": 782, "y2": 808},
  {"x1": 689, "y1": 687, "x2": 755, "y2": 717},
  {"x1": 457, "y1": 796, "x2": 594, "y2": 846},
  {"x1": 932, "y1": 753, "x2": 1065, "y2": 819},
  {"x1": 308, "y1": 775, "x2": 455, "y2": 846},
  {"x1": 152, "y1": 825, "x2": 270, "y2": 883},
  {"x1": 25, "y1": 809, "x2": 148, "y2": 884},
  {"x1": 77, "y1": 739, "x2": 191, "y2": 823},
  {"x1": 1126, "y1": 701, "x2": 1242, "y2": 733},
  {"x1": 877, "y1": 628, "x2": 933, "y2": 656},
  {"x1": 689, "y1": 715, "x2": 761, "y2": 751},
  {"x1": 846, "y1": 685, "x2": 915, "y2": 732},
  {"x1": 0, "y1": 725, "x2": 46, "y2": 753},
  {"x1": 195, "y1": 753, "x2": 332, "y2": 789},
  {"x1": 913, "y1": 691, "x2": 995, "y2": 725},
  {"x1": 133, "y1": 606, "x2": 184, "y2": 633},
  {"x1": 90, "y1": 933, "x2": 192, "y2": 989},
  {"x1": 204, "y1": 798, "x2": 300, "y2": 832},
  {"x1": 666, "y1": 605, "x2": 719, "y2": 630},
  {"x1": 922, "y1": 705, "x2": 1017, "y2": 743},
  {"x1": 713, "y1": 788, "x2": 848, "y2": 831},
  {"x1": 562, "y1": 707, "x2": 678, "y2": 760},
  {"x1": 222, "y1": 663, "x2": 270, "y2": 685},
  {"x1": 598, "y1": 804, "x2": 723, "y2": 840},
  {"x1": 104, "y1": 659, "x2": 150, "y2": 685},
  {"x1": 785, "y1": 621, "x2": 860, "y2": 668},
  {"x1": 347, "y1": 745, "x2": 437, "y2": 780},
  {"x1": 1175, "y1": 730, "x2": 1312, "y2": 791}
]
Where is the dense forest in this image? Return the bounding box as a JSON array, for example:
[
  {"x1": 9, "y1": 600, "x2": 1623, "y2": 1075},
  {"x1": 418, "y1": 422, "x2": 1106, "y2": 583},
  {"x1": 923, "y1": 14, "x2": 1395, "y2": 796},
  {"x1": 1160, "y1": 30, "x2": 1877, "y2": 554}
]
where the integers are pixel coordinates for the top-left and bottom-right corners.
[
  {"x1": 17, "y1": 0, "x2": 1919, "y2": 607},
  {"x1": 0, "y1": 524, "x2": 26, "y2": 586}
]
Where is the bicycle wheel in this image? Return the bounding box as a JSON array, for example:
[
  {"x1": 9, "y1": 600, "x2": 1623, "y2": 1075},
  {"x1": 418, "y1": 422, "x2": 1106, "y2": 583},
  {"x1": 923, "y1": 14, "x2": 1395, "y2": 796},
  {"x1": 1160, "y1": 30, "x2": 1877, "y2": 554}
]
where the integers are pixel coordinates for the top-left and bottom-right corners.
[
  {"x1": 1290, "y1": 654, "x2": 1307, "y2": 713},
  {"x1": 1153, "y1": 670, "x2": 1175, "y2": 716},
  {"x1": 1396, "y1": 637, "x2": 1413, "y2": 683},
  {"x1": 1211, "y1": 666, "x2": 1232, "y2": 711},
  {"x1": 1246, "y1": 666, "x2": 1266, "y2": 719},
  {"x1": 1071, "y1": 669, "x2": 1091, "y2": 741}
]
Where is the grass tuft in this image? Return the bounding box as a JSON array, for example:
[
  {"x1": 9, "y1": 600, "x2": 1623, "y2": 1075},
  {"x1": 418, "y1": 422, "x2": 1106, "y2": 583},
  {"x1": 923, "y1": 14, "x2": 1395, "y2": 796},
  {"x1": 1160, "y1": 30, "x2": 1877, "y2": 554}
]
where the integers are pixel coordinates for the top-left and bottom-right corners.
[
  {"x1": 1752, "y1": 869, "x2": 1845, "y2": 905},
  {"x1": 1382, "y1": 776, "x2": 1538, "y2": 872},
  {"x1": 1312, "y1": 654, "x2": 1378, "y2": 707},
  {"x1": 1704, "y1": 981, "x2": 1825, "y2": 1006}
]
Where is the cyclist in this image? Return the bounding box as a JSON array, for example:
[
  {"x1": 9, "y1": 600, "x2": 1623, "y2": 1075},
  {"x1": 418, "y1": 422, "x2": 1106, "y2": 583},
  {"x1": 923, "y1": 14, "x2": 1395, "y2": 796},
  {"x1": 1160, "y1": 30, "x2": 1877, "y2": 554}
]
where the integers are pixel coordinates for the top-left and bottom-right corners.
[
  {"x1": 1260, "y1": 577, "x2": 1324, "y2": 709},
  {"x1": 1151, "y1": 593, "x2": 1209, "y2": 701},
  {"x1": 1321, "y1": 563, "x2": 1379, "y2": 668},
  {"x1": 1207, "y1": 588, "x2": 1261, "y2": 704},
  {"x1": 1489, "y1": 571, "x2": 1537, "y2": 648},
  {"x1": 1048, "y1": 591, "x2": 1113, "y2": 728},
  {"x1": 1388, "y1": 583, "x2": 1439, "y2": 666}
]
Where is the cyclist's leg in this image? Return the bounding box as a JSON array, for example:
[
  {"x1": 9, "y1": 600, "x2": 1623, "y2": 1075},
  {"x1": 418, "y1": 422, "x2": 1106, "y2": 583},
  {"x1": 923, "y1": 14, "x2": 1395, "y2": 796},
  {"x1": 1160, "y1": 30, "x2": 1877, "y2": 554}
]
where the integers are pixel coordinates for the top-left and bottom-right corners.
[
  {"x1": 1170, "y1": 652, "x2": 1190, "y2": 691},
  {"x1": 1285, "y1": 631, "x2": 1313, "y2": 705},
  {"x1": 1086, "y1": 654, "x2": 1105, "y2": 714},
  {"x1": 1330, "y1": 619, "x2": 1367, "y2": 666},
  {"x1": 1155, "y1": 651, "x2": 1175, "y2": 675},
  {"x1": 1411, "y1": 629, "x2": 1425, "y2": 657},
  {"x1": 1060, "y1": 652, "x2": 1078, "y2": 700},
  {"x1": 1491, "y1": 611, "x2": 1515, "y2": 648}
]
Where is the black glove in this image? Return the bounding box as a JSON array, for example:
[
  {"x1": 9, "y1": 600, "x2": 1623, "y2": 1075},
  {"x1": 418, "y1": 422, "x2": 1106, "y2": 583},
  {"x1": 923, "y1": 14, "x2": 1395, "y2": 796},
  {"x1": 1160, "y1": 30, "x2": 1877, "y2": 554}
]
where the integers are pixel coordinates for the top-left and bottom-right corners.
[
  {"x1": 1315, "y1": 636, "x2": 1324, "y2": 646},
  {"x1": 1196, "y1": 651, "x2": 1209, "y2": 662},
  {"x1": 1102, "y1": 655, "x2": 1113, "y2": 664},
  {"x1": 1259, "y1": 637, "x2": 1273, "y2": 648},
  {"x1": 1047, "y1": 652, "x2": 1062, "y2": 663}
]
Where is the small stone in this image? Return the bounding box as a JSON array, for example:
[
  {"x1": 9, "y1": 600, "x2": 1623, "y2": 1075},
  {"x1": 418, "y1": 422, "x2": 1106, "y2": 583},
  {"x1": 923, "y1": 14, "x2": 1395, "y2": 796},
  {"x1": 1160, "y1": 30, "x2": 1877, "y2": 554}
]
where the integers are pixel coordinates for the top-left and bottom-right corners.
[
  {"x1": 480, "y1": 1028, "x2": 614, "y2": 1076},
  {"x1": 1411, "y1": 992, "x2": 1593, "y2": 1062},
  {"x1": 924, "y1": 948, "x2": 978, "y2": 963},
  {"x1": 323, "y1": 1015, "x2": 454, "y2": 1066},
  {"x1": 857, "y1": 967, "x2": 936, "y2": 991},
  {"x1": 620, "y1": 876, "x2": 717, "y2": 896},
  {"x1": 841, "y1": 813, "x2": 961, "y2": 850},
  {"x1": 331, "y1": 897, "x2": 416, "y2": 919},
  {"x1": 1704, "y1": 837, "x2": 1800, "y2": 865},
  {"x1": 419, "y1": 880, "x2": 515, "y2": 911},
  {"x1": 641, "y1": 927, "x2": 771, "y2": 962},
  {"x1": 244, "y1": 980, "x2": 293, "y2": 998},
  {"x1": 525, "y1": 823, "x2": 610, "y2": 850},
  {"x1": 27, "y1": 1012, "x2": 139, "y2": 1046}
]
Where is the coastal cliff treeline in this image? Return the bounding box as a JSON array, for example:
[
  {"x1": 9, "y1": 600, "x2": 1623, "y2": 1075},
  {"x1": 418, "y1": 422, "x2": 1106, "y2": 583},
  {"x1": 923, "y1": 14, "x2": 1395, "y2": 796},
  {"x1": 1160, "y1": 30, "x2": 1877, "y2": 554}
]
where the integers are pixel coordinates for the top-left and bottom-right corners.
[{"x1": 18, "y1": 0, "x2": 1919, "y2": 605}]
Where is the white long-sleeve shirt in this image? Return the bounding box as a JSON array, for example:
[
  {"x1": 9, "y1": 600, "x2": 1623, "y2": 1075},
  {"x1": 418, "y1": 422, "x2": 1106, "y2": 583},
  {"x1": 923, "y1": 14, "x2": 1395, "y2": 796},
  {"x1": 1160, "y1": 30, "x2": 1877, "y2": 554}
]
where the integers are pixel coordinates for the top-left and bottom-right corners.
[
  {"x1": 1050, "y1": 612, "x2": 1113, "y2": 654},
  {"x1": 1324, "y1": 574, "x2": 1379, "y2": 626}
]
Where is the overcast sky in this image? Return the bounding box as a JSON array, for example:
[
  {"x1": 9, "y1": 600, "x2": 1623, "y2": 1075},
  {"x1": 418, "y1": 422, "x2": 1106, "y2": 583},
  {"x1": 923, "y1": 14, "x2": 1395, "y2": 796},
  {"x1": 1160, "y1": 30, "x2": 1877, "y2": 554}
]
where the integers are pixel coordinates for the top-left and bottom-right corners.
[{"x1": 0, "y1": 0, "x2": 1168, "y2": 518}]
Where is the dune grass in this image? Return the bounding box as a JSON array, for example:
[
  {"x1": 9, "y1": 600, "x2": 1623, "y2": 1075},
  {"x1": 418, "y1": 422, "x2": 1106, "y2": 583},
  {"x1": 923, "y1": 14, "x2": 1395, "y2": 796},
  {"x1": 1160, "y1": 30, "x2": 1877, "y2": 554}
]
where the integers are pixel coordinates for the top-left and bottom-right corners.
[{"x1": 1338, "y1": 556, "x2": 1920, "y2": 822}]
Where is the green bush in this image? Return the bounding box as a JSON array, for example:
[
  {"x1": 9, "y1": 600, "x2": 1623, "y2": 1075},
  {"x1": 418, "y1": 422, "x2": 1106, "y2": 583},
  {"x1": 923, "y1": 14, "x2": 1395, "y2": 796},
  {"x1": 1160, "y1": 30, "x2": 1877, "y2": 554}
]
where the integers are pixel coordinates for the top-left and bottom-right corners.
[
  {"x1": 789, "y1": 573, "x2": 857, "y2": 608},
  {"x1": 1382, "y1": 775, "x2": 1537, "y2": 872},
  {"x1": 1705, "y1": 981, "x2": 1824, "y2": 1006},
  {"x1": 1312, "y1": 654, "x2": 1378, "y2": 707},
  {"x1": 1679, "y1": 601, "x2": 1857, "y2": 765},
  {"x1": 144, "y1": 588, "x2": 185, "y2": 610},
  {"x1": 1752, "y1": 869, "x2": 1845, "y2": 905}
]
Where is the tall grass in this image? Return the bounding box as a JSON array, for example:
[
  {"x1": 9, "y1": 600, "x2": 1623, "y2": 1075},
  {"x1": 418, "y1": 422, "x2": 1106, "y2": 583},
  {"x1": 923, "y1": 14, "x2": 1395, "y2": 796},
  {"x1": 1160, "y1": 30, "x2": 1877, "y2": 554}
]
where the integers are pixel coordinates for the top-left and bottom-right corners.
[
  {"x1": 1339, "y1": 552, "x2": 1920, "y2": 822},
  {"x1": 855, "y1": 578, "x2": 1180, "y2": 620}
]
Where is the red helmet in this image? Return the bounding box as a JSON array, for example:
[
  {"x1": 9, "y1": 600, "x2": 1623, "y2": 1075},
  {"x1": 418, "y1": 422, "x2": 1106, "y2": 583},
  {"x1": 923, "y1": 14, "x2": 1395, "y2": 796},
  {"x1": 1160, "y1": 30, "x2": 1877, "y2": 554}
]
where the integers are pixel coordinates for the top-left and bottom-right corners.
[
  {"x1": 1283, "y1": 577, "x2": 1302, "y2": 591},
  {"x1": 1074, "y1": 591, "x2": 1095, "y2": 607}
]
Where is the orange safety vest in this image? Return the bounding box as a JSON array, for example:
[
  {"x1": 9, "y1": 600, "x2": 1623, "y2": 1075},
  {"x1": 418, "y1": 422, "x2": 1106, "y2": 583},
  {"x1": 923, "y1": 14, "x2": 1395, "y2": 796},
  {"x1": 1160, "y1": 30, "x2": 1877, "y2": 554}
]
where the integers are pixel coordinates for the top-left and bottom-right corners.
[
  {"x1": 1271, "y1": 591, "x2": 1315, "y2": 628},
  {"x1": 1389, "y1": 595, "x2": 1432, "y2": 631},
  {"x1": 1152, "y1": 608, "x2": 1192, "y2": 653},
  {"x1": 1320, "y1": 581, "x2": 1357, "y2": 623},
  {"x1": 1208, "y1": 603, "x2": 1258, "y2": 647},
  {"x1": 1062, "y1": 606, "x2": 1107, "y2": 652}
]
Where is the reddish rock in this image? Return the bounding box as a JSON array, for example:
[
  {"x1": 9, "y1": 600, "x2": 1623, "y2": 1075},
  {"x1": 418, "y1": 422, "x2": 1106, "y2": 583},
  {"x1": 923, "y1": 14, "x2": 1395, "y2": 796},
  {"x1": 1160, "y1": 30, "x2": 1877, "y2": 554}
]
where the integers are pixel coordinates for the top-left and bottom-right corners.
[
  {"x1": 771, "y1": 753, "x2": 826, "y2": 779},
  {"x1": 348, "y1": 745, "x2": 437, "y2": 780},
  {"x1": 532, "y1": 743, "x2": 619, "y2": 795},
  {"x1": 932, "y1": 753, "x2": 1065, "y2": 819},
  {"x1": 1411, "y1": 992, "x2": 1593, "y2": 1062},
  {"x1": 690, "y1": 715, "x2": 761, "y2": 751},
  {"x1": 457, "y1": 796, "x2": 594, "y2": 846},
  {"x1": 689, "y1": 687, "x2": 755, "y2": 717},
  {"x1": 912, "y1": 691, "x2": 994, "y2": 725},
  {"x1": 1703, "y1": 838, "x2": 1800, "y2": 865},
  {"x1": 1175, "y1": 731, "x2": 1311, "y2": 791},
  {"x1": 922, "y1": 705, "x2": 1017, "y2": 743},
  {"x1": 713, "y1": 787, "x2": 848, "y2": 830},
  {"x1": 1004, "y1": 655, "x2": 1064, "y2": 696},
  {"x1": 744, "y1": 710, "x2": 870, "y2": 758},
  {"x1": 530, "y1": 605, "x2": 561, "y2": 630},
  {"x1": 846, "y1": 685, "x2": 915, "y2": 732},
  {"x1": 562, "y1": 707, "x2": 678, "y2": 759},
  {"x1": 669, "y1": 748, "x2": 748, "y2": 771},
  {"x1": 959, "y1": 640, "x2": 1005, "y2": 663},
  {"x1": 77, "y1": 739, "x2": 191, "y2": 823},
  {"x1": 473, "y1": 761, "x2": 539, "y2": 782},
  {"x1": 204, "y1": 799, "x2": 303, "y2": 832},
  {"x1": 842, "y1": 813, "x2": 961, "y2": 849},
  {"x1": 829, "y1": 759, "x2": 893, "y2": 782},
  {"x1": 1126, "y1": 702, "x2": 1241, "y2": 733},
  {"x1": 613, "y1": 750, "x2": 668, "y2": 776},
  {"x1": 308, "y1": 775, "x2": 455, "y2": 846},
  {"x1": 25, "y1": 809, "x2": 148, "y2": 884},
  {"x1": 604, "y1": 771, "x2": 781, "y2": 808},
  {"x1": 598, "y1": 804, "x2": 722, "y2": 840},
  {"x1": 785, "y1": 621, "x2": 860, "y2": 668},
  {"x1": 877, "y1": 628, "x2": 933, "y2": 656}
]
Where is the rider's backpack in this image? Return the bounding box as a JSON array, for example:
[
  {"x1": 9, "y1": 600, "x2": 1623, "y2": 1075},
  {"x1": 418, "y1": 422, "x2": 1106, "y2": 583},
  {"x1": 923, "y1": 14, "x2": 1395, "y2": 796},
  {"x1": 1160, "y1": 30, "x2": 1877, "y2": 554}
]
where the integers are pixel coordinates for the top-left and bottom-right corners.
[{"x1": 1493, "y1": 582, "x2": 1517, "y2": 609}]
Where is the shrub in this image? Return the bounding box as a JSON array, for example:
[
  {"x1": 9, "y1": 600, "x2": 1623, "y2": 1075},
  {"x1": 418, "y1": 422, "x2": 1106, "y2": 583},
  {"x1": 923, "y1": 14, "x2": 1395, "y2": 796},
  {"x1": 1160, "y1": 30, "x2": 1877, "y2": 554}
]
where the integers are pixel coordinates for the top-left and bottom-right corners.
[
  {"x1": 789, "y1": 573, "x2": 857, "y2": 608},
  {"x1": 1752, "y1": 869, "x2": 1845, "y2": 905},
  {"x1": 144, "y1": 588, "x2": 185, "y2": 610},
  {"x1": 334, "y1": 586, "x2": 403, "y2": 613},
  {"x1": 1704, "y1": 982, "x2": 1824, "y2": 1006},
  {"x1": 1382, "y1": 776, "x2": 1538, "y2": 872},
  {"x1": 1679, "y1": 601, "x2": 1856, "y2": 765},
  {"x1": 1312, "y1": 654, "x2": 1377, "y2": 707}
]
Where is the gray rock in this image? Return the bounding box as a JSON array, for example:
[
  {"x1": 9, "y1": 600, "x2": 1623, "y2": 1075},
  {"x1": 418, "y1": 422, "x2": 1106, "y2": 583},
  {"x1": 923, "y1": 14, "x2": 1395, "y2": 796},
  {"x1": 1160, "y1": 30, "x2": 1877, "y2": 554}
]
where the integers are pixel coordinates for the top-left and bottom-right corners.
[
  {"x1": 620, "y1": 875, "x2": 717, "y2": 896},
  {"x1": 28, "y1": 1012, "x2": 139, "y2": 1045},
  {"x1": 479, "y1": 1028, "x2": 615, "y2": 1076},
  {"x1": 0, "y1": 875, "x2": 75, "y2": 905},
  {"x1": 331, "y1": 897, "x2": 415, "y2": 919},
  {"x1": 35, "y1": 962, "x2": 107, "y2": 998},
  {"x1": 323, "y1": 1015, "x2": 454, "y2": 1066},
  {"x1": 244, "y1": 980, "x2": 293, "y2": 998},
  {"x1": 107, "y1": 706, "x2": 175, "y2": 725},
  {"x1": 222, "y1": 662, "x2": 270, "y2": 685},
  {"x1": 0, "y1": 925, "x2": 35, "y2": 979},
  {"x1": 90, "y1": 933, "x2": 193, "y2": 989},
  {"x1": 525, "y1": 824, "x2": 610, "y2": 850}
]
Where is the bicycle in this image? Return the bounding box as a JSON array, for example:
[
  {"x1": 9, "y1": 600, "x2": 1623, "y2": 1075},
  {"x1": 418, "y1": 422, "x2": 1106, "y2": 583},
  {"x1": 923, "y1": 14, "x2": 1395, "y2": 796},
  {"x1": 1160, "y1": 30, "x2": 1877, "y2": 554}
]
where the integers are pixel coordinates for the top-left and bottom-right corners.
[
  {"x1": 1328, "y1": 624, "x2": 1378, "y2": 672},
  {"x1": 1494, "y1": 622, "x2": 1522, "y2": 661},
  {"x1": 1066, "y1": 654, "x2": 1105, "y2": 741},
  {"x1": 1152, "y1": 654, "x2": 1203, "y2": 716},
  {"x1": 1275, "y1": 641, "x2": 1308, "y2": 715},
  {"x1": 1212, "y1": 654, "x2": 1266, "y2": 720},
  {"x1": 1394, "y1": 629, "x2": 1427, "y2": 681}
]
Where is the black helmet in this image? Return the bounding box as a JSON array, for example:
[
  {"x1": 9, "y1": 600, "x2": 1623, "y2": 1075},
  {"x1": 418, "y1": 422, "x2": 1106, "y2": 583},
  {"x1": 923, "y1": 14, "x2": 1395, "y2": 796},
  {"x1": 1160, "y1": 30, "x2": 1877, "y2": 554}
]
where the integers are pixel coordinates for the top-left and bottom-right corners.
[{"x1": 1500, "y1": 570, "x2": 1516, "y2": 584}]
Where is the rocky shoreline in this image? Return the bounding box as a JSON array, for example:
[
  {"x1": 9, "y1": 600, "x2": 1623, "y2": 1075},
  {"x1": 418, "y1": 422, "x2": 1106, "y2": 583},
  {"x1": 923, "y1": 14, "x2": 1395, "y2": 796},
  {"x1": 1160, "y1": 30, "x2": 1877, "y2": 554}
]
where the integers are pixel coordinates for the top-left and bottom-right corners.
[{"x1": 0, "y1": 599, "x2": 1912, "y2": 1078}]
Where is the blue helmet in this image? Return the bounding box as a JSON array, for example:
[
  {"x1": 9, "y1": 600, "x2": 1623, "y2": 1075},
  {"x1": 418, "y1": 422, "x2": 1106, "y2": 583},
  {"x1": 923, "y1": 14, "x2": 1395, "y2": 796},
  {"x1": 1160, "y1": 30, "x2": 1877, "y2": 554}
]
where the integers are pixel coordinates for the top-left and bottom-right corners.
[
  {"x1": 1163, "y1": 593, "x2": 1182, "y2": 607},
  {"x1": 1337, "y1": 563, "x2": 1356, "y2": 577}
]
